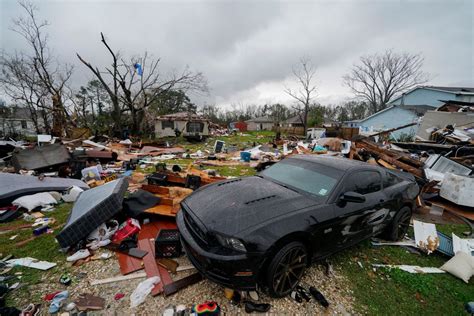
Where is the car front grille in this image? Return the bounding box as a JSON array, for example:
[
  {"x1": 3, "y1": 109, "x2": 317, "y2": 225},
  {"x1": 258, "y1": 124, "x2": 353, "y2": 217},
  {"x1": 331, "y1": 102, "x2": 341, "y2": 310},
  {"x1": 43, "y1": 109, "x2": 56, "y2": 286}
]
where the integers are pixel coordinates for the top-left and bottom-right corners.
[{"x1": 182, "y1": 207, "x2": 209, "y2": 248}]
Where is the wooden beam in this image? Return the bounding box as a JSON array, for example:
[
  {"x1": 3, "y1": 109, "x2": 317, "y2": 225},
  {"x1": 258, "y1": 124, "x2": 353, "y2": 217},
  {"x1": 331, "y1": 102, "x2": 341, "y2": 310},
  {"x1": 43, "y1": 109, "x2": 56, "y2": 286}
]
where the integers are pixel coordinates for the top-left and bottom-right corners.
[{"x1": 90, "y1": 272, "x2": 146, "y2": 286}]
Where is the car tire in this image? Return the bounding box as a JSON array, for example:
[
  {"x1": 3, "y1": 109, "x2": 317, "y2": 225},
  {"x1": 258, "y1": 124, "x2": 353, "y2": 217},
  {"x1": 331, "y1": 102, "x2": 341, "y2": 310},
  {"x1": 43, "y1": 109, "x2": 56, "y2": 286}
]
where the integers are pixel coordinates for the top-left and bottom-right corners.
[
  {"x1": 384, "y1": 206, "x2": 412, "y2": 241},
  {"x1": 265, "y1": 241, "x2": 308, "y2": 298}
]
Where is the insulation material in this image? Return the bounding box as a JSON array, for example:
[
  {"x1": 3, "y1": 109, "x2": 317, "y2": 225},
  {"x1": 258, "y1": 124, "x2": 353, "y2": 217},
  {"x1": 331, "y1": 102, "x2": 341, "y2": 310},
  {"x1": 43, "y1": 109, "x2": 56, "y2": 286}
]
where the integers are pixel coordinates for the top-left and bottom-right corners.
[
  {"x1": 413, "y1": 220, "x2": 439, "y2": 254},
  {"x1": 440, "y1": 173, "x2": 474, "y2": 207}
]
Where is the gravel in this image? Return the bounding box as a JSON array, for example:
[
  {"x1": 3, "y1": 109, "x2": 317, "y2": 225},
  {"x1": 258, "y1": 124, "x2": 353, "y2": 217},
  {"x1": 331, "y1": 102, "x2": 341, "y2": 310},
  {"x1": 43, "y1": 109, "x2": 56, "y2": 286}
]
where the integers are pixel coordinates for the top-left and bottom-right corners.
[{"x1": 18, "y1": 251, "x2": 355, "y2": 315}]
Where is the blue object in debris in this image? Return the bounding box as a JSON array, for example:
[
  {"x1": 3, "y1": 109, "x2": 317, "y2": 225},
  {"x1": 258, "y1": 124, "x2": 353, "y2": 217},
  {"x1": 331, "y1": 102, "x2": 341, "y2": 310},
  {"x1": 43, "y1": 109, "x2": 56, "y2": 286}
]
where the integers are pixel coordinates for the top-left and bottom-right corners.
[
  {"x1": 240, "y1": 152, "x2": 251, "y2": 162},
  {"x1": 436, "y1": 231, "x2": 454, "y2": 257},
  {"x1": 313, "y1": 145, "x2": 326, "y2": 152}
]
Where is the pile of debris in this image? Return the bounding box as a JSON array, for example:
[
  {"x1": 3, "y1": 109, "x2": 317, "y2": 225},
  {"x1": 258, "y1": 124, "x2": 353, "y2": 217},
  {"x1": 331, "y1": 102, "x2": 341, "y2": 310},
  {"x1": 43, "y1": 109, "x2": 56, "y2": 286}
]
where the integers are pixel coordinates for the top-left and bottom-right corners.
[{"x1": 1, "y1": 120, "x2": 473, "y2": 314}]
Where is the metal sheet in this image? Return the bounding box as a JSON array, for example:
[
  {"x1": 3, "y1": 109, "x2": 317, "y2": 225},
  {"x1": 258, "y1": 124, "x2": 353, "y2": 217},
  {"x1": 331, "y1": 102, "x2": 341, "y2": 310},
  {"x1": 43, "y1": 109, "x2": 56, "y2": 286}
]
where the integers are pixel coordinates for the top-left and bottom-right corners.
[
  {"x1": 11, "y1": 144, "x2": 70, "y2": 170},
  {"x1": 0, "y1": 173, "x2": 89, "y2": 205}
]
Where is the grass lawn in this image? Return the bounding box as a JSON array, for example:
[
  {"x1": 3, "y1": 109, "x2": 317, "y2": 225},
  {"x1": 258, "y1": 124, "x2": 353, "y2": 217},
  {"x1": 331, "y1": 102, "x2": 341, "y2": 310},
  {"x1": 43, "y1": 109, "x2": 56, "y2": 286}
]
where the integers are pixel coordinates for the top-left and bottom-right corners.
[
  {"x1": 332, "y1": 224, "x2": 473, "y2": 315},
  {"x1": 0, "y1": 202, "x2": 74, "y2": 304},
  {"x1": 1, "y1": 131, "x2": 471, "y2": 314}
]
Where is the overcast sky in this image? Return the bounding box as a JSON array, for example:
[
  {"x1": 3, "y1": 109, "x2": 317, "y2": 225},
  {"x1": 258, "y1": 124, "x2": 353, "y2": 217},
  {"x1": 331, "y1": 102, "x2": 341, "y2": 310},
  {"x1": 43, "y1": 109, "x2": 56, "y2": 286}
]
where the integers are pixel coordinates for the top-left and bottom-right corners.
[{"x1": 1, "y1": 0, "x2": 473, "y2": 109}]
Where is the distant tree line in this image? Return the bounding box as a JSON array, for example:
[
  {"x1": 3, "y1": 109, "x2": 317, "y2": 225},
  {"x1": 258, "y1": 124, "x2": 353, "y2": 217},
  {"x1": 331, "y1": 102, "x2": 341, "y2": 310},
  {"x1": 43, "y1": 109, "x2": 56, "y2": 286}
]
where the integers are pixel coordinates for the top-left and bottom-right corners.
[{"x1": 0, "y1": 1, "x2": 429, "y2": 138}]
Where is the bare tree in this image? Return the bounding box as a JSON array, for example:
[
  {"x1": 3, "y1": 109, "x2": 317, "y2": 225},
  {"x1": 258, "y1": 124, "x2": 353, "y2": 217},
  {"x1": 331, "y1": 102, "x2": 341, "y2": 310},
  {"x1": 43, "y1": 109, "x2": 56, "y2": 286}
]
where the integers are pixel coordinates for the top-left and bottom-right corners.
[
  {"x1": 343, "y1": 50, "x2": 429, "y2": 114},
  {"x1": 0, "y1": 1, "x2": 73, "y2": 136},
  {"x1": 285, "y1": 57, "x2": 317, "y2": 132},
  {"x1": 77, "y1": 33, "x2": 208, "y2": 135}
]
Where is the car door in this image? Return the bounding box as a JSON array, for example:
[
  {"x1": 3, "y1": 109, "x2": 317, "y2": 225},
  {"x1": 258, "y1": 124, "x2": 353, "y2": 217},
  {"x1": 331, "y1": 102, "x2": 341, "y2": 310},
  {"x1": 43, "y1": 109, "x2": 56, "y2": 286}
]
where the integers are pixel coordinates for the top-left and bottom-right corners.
[{"x1": 331, "y1": 170, "x2": 388, "y2": 247}]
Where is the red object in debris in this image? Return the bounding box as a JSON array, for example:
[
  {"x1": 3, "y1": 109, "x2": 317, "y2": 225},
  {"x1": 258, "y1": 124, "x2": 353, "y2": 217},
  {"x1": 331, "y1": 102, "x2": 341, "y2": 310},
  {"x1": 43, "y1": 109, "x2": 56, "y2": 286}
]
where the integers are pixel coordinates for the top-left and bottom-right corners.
[
  {"x1": 114, "y1": 293, "x2": 125, "y2": 300},
  {"x1": 112, "y1": 219, "x2": 141, "y2": 243},
  {"x1": 234, "y1": 121, "x2": 247, "y2": 132},
  {"x1": 44, "y1": 291, "x2": 62, "y2": 301}
]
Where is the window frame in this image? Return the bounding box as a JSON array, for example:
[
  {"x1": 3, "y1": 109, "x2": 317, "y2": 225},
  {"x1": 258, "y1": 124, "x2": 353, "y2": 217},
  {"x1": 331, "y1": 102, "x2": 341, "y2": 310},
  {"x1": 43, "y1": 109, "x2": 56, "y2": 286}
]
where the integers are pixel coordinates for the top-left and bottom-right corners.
[{"x1": 162, "y1": 120, "x2": 174, "y2": 129}]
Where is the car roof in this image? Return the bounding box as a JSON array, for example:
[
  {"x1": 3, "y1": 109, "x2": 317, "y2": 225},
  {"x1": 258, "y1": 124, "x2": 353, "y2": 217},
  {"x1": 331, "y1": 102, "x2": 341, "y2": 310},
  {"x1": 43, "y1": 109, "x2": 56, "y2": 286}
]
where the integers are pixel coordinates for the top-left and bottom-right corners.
[{"x1": 287, "y1": 155, "x2": 380, "y2": 172}]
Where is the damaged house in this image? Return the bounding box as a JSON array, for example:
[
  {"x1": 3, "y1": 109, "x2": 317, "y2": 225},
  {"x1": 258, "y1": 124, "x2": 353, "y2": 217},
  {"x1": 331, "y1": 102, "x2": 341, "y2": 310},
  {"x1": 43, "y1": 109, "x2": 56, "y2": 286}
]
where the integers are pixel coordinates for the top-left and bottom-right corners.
[
  {"x1": 344, "y1": 85, "x2": 474, "y2": 140},
  {"x1": 155, "y1": 112, "x2": 210, "y2": 139},
  {"x1": 0, "y1": 105, "x2": 47, "y2": 138}
]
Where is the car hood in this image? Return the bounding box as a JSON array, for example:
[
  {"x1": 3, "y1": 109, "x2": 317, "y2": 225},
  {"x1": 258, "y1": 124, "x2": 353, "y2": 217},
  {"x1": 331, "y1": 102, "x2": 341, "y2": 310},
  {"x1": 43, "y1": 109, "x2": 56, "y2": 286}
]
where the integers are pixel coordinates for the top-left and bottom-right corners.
[{"x1": 182, "y1": 176, "x2": 318, "y2": 236}]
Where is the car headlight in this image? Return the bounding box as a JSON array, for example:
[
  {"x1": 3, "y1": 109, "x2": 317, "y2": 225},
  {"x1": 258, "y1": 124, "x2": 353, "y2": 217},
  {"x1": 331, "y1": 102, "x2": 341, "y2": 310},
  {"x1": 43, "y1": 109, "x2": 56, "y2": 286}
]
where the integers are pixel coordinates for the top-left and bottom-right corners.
[{"x1": 215, "y1": 234, "x2": 247, "y2": 252}]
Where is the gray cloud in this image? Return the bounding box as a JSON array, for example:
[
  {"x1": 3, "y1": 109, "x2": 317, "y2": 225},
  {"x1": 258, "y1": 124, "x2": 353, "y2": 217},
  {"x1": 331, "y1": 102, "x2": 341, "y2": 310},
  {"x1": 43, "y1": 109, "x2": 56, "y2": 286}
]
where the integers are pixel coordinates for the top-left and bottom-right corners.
[{"x1": 1, "y1": 0, "x2": 472, "y2": 108}]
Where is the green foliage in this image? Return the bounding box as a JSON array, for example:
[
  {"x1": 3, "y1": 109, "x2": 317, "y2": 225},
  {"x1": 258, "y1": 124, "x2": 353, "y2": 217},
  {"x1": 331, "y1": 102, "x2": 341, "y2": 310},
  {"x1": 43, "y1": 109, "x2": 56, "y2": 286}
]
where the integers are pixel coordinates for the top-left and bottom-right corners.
[
  {"x1": 149, "y1": 89, "x2": 196, "y2": 116},
  {"x1": 395, "y1": 132, "x2": 415, "y2": 142},
  {"x1": 75, "y1": 80, "x2": 114, "y2": 135}
]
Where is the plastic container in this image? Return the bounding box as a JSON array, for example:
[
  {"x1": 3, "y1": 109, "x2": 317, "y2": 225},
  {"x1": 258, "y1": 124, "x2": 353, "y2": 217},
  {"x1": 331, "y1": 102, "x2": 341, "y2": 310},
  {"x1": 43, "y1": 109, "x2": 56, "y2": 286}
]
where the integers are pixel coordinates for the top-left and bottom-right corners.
[
  {"x1": 240, "y1": 152, "x2": 251, "y2": 162},
  {"x1": 155, "y1": 229, "x2": 182, "y2": 258}
]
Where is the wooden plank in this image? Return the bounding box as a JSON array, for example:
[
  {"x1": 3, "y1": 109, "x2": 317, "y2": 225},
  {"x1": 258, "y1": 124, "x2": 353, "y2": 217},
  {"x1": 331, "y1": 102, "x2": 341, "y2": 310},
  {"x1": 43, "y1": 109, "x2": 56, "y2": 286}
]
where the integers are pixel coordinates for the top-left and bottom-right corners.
[
  {"x1": 428, "y1": 198, "x2": 474, "y2": 221},
  {"x1": 138, "y1": 238, "x2": 163, "y2": 296},
  {"x1": 141, "y1": 185, "x2": 170, "y2": 194},
  {"x1": 357, "y1": 141, "x2": 423, "y2": 178},
  {"x1": 117, "y1": 252, "x2": 143, "y2": 275},
  {"x1": 163, "y1": 273, "x2": 203, "y2": 296},
  {"x1": 377, "y1": 159, "x2": 396, "y2": 170},
  {"x1": 144, "y1": 205, "x2": 176, "y2": 217},
  {"x1": 90, "y1": 272, "x2": 147, "y2": 285}
]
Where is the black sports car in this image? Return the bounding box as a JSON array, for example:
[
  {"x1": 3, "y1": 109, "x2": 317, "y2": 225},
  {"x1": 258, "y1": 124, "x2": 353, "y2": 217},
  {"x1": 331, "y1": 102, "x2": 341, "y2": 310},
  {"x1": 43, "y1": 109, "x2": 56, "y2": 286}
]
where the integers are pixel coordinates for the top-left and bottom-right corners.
[{"x1": 177, "y1": 155, "x2": 419, "y2": 297}]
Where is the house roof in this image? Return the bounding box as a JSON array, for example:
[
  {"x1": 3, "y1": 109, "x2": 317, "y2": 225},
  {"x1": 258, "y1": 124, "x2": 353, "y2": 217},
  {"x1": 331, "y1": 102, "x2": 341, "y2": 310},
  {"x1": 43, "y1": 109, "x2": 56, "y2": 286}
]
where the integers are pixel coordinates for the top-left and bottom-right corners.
[
  {"x1": 156, "y1": 112, "x2": 207, "y2": 122},
  {"x1": 285, "y1": 115, "x2": 304, "y2": 124},
  {"x1": 245, "y1": 116, "x2": 273, "y2": 123},
  {"x1": 354, "y1": 104, "x2": 429, "y2": 124},
  {"x1": 439, "y1": 99, "x2": 474, "y2": 106},
  {"x1": 389, "y1": 85, "x2": 474, "y2": 105},
  {"x1": 426, "y1": 86, "x2": 474, "y2": 93}
]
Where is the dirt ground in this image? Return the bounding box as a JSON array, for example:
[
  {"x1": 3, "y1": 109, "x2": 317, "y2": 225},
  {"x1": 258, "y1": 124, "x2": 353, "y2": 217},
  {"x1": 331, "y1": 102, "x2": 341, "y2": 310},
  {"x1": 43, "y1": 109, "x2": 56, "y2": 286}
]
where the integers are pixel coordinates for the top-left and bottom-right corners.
[{"x1": 26, "y1": 251, "x2": 354, "y2": 315}]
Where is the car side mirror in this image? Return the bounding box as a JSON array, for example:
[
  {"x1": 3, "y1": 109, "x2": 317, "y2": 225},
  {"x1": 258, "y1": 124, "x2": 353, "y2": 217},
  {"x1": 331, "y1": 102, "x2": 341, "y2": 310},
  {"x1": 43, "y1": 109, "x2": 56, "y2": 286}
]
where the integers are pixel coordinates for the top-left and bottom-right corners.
[{"x1": 340, "y1": 191, "x2": 366, "y2": 203}]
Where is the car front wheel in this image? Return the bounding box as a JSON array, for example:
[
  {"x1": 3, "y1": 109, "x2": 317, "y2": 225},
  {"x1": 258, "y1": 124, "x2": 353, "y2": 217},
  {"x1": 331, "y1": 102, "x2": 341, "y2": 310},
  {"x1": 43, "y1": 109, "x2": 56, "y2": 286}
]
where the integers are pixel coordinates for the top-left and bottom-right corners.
[
  {"x1": 384, "y1": 206, "x2": 412, "y2": 241},
  {"x1": 265, "y1": 241, "x2": 308, "y2": 297}
]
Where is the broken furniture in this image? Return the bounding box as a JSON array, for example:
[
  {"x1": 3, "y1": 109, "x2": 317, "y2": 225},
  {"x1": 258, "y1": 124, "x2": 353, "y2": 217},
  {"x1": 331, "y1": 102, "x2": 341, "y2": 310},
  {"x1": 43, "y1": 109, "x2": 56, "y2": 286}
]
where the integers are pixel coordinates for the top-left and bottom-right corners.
[
  {"x1": 141, "y1": 185, "x2": 192, "y2": 217},
  {"x1": 56, "y1": 178, "x2": 128, "y2": 248}
]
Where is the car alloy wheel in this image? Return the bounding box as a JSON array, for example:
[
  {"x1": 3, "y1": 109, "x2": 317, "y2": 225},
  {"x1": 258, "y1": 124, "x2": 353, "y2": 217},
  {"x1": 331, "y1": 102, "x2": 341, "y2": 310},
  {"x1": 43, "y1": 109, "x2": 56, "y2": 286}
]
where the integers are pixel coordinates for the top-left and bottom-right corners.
[
  {"x1": 396, "y1": 209, "x2": 411, "y2": 240},
  {"x1": 267, "y1": 241, "x2": 308, "y2": 297}
]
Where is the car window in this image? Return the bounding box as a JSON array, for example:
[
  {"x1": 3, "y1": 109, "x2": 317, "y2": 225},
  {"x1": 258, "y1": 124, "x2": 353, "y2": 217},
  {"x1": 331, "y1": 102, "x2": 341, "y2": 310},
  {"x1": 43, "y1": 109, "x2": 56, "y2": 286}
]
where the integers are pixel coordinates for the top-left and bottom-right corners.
[
  {"x1": 261, "y1": 160, "x2": 340, "y2": 198},
  {"x1": 383, "y1": 171, "x2": 401, "y2": 188},
  {"x1": 345, "y1": 171, "x2": 381, "y2": 195}
]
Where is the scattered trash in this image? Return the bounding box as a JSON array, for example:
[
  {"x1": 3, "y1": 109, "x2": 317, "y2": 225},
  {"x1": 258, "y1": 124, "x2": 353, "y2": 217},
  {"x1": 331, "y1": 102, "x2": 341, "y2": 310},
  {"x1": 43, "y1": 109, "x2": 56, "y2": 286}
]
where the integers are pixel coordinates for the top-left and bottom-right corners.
[
  {"x1": 130, "y1": 276, "x2": 161, "y2": 308},
  {"x1": 75, "y1": 293, "x2": 105, "y2": 311},
  {"x1": 6, "y1": 257, "x2": 56, "y2": 270},
  {"x1": 372, "y1": 264, "x2": 446, "y2": 274},
  {"x1": 48, "y1": 290, "x2": 69, "y2": 314}
]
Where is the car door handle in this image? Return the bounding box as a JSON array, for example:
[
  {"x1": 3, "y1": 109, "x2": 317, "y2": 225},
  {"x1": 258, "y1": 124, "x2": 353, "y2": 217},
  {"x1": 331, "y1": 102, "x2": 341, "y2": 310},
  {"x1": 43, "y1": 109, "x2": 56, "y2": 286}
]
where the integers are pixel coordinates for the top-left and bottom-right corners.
[{"x1": 380, "y1": 199, "x2": 385, "y2": 203}]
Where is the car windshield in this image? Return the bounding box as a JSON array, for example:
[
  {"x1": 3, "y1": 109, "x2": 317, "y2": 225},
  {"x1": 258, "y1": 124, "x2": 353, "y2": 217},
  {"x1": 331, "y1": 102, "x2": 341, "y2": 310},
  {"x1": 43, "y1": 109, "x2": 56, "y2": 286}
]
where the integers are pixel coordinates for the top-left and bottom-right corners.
[{"x1": 261, "y1": 159, "x2": 340, "y2": 198}]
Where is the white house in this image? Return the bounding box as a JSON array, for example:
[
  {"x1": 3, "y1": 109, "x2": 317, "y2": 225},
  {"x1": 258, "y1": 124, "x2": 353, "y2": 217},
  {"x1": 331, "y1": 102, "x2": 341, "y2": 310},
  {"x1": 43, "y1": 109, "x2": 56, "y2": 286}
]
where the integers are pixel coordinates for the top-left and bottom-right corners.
[
  {"x1": 155, "y1": 112, "x2": 209, "y2": 139},
  {"x1": 0, "y1": 105, "x2": 46, "y2": 137}
]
